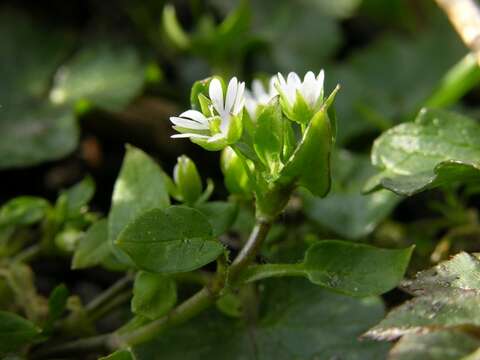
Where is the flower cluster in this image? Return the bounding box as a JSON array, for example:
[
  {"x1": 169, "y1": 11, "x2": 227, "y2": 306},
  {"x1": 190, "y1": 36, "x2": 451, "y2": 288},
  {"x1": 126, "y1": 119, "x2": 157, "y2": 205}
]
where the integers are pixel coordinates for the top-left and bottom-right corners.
[{"x1": 170, "y1": 71, "x2": 326, "y2": 150}]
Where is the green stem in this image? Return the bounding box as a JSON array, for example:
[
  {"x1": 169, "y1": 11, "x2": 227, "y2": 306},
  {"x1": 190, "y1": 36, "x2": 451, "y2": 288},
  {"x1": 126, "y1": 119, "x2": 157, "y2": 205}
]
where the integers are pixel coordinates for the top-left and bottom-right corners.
[
  {"x1": 89, "y1": 290, "x2": 132, "y2": 323},
  {"x1": 12, "y1": 244, "x2": 41, "y2": 263},
  {"x1": 85, "y1": 274, "x2": 133, "y2": 318},
  {"x1": 238, "y1": 263, "x2": 306, "y2": 284},
  {"x1": 31, "y1": 334, "x2": 111, "y2": 359}
]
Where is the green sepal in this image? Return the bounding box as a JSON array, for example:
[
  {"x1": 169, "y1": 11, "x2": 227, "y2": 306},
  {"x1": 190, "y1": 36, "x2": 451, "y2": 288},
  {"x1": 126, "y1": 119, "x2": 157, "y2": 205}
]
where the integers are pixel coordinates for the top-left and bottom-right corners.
[{"x1": 253, "y1": 97, "x2": 293, "y2": 178}]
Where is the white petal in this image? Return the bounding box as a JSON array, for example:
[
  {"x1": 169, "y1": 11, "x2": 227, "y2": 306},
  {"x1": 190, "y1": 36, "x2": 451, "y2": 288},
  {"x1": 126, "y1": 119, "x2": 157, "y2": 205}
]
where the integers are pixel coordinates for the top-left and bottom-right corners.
[
  {"x1": 207, "y1": 133, "x2": 226, "y2": 142},
  {"x1": 314, "y1": 70, "x2": 325, "y2": 103},
  {"x1": 225, "y1": 77, "x2": 238, "y2": 114},
  {"x1": 268, "y1": 76, "x2": 278, "y2": 97},
  {"x1": 171, "y1": 133, "x2": 210, "y2": 139},
  {"x1": 170, "y1": 117, "x2": 209, "y2": 130},
  {"x1": 209, "y1": 78, "x2": 224, "y2": 115},
  {"x1": 287, "y1": 72, "x2": 301, "y2": 87},
  {"x1": 277, "y1": 73, "x2": 287, "y2": 87},
  {"x1": 180, "y1": 110, "x2": 208, "y2": 124},
  {"x1": 252, "y1": 79, "x2": 266, "y2": 100},
  {"x1": 302, "y1": 71, "x2": 317, "y2": 106},
  {"x1": 233, "y1": 81, "x2": 245, "y2": 114}
]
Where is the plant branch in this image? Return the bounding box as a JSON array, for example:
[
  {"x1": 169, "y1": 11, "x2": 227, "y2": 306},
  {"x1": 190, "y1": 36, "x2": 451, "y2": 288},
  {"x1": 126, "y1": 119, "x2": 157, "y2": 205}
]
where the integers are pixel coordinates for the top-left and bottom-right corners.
[
  {"x1": 31, "y1": 334, "x2": 111, "y2": 359},
  {"x1": 32, "y1": 219, "x2": 273, "y2": 356},
  {"x1": 85, "y1": 274, "x2": 134, "y2": 318}
]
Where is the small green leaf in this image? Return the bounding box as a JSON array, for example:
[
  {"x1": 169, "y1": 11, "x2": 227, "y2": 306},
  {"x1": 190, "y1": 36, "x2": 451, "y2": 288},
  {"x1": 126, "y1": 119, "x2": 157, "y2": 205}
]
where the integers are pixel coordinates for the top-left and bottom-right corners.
[
  {"x1": 48, "y1": 284, "x2": 69, "y2": 322},
  {"x1": 0, "y1": 311, "x2": 40, "y2": 353},
  {"x1": 0, "y1": 196, "x2": 50, "y2": 228},
  {"x1": 99, "y1": 349, "x2": 134, "y2": 360},
  {"x1": 116, "y1": 206, "x2": 223, "y2": 273},
  {"x1": 303, "y1": 150, "x2": 401, "y2": 239},
  {"x1": 72, "y1": 219, "x2": 110, "y2": 270},
  {"x1": 303, "y1": 240, "x2": 413, "y2": 297},
  {"x1": 109, "y1": 145, "x2": 170, "y2": 265},
  {"x1": 61, "y1": 176, "x2": 95, "y2": 216},
  {"x1": 389, "y1": 330, "x2": 480, "y2": 360},
  {"x1": 367, "y1": 108, "x2": 480, "y2": 196},
  {"x1": 49, "y1": 44, "x2": 144, "y2": 112},
  {"x1": 132, "y1": 272, "x2": 177, "y2": 320},
  {"x1": 195, "y1": 201, "x2": 238, "y2": 237}
]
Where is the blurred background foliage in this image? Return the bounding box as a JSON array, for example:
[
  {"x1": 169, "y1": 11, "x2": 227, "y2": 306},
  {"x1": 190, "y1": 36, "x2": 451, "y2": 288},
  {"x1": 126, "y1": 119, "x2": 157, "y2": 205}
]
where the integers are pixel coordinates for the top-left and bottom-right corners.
[{"x1": 1, "y1": 0, "x2": 479, "y2": 309}]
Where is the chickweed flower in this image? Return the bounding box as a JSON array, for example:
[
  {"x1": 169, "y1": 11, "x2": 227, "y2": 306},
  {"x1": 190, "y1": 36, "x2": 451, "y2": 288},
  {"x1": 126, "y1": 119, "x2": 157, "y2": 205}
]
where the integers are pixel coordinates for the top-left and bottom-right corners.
[
  {"x1": 170, "y1": 77, "x2": 245, "y2": 151},
  {"x1": 275, "y1": 70, "x2": 325, "y2": 124},
  {"x1": 245, "y1": 76, "x2": 278, "y2": 119}
]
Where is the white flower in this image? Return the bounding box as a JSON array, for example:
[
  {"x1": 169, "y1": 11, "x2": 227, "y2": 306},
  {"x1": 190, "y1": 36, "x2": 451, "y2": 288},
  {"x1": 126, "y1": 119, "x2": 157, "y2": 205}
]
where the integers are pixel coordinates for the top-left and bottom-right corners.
[
  {"x1": 170, "y1": 77, "x2": 245, "y2": 150},
  {"x1": 275, "y1": 70, "x2": 325, "y2": 124},
  {"x1": 245, "y1": 76, "x2": 278, "y2": 118}
]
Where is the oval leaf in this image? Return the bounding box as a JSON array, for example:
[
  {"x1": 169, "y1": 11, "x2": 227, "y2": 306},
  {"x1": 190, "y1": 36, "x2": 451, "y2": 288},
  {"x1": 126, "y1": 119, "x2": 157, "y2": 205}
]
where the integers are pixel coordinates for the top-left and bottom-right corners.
[
  {"x1": 304, "y1": 240, "x2": 413, "y2": 297},
  {"x1": 116, "y1": 206, "x2": 223, "y2": 273}
]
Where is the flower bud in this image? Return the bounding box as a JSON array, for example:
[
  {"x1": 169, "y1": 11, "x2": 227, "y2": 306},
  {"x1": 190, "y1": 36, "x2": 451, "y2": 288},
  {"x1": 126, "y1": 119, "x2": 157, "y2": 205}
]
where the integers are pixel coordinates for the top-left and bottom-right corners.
[
  {"x1": 221, "y1": 147, "x2": 252, "y2": 197},
  {"x1": 173, "y1": 155, "x2": 203, "y2": 205}
]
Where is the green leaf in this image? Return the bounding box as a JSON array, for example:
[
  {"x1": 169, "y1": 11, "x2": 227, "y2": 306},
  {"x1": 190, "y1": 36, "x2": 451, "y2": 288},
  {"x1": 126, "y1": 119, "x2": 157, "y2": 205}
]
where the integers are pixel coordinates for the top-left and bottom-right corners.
[
  {"x1": 131, "y1": 272, "x2": 177, "y2": 320},
  {"x1": 0, "y1": 196, "x2": 50, "y2": 228},
  {"x1": 241, "y1": 240, "x2": 413, "y2": 297},
  {"x1": 0, "y1": 311, "x2": 40, "y2": 353},
  {"x1": 116, "y1": 206, "x2": 223, "y2": 273},
  {"x1": 48, "y1": 284, "x2": 69, "y2": 322},
  {"x1": 365, "y1": 289, "x2": 480, "y2": 341},
  {"x1": 109, "y1": 145, "x2": 170, "y2": 265},
  {"x1": 0, "y1": 104, "x2": 78, "y2": 169},
  {"x1": 72, "y1": 219, "x2": 111, "y2": 270},
  {"x1": 162, "y1": 4, "x2": 191, "y2": 50},
  {"x1": 49, "y1": 43, "x2": 144, "y2": 112},
  {"x1": 0, "y1": 9, "x2": 78, "y2": 169},
  {"x1": 389, "y1": 330, "x2": 480, "y2": 360},
  {"x1": 195, "y1": 201, "x2": 238, "y2": 237},
  {"x1": 367, "y1": 108, "x2": 480, "y2": 196},
  {"x1": 61, "y1": 176, "x2": 95, "y2": 216},
  {"x1": 133, "y1": 279, "x2": 388, "y2": 359},
  {"x1": 303, "y1": 150, "x2": 401, "y2": 239},
  {"x1": 304, "y1": 241, "x2": 413, "y2": 296},
  {"x1": 401, "y1": 252, "x2": 480, "y2": 295},
  {"x1": 99, "y1": 350, "x2": 134, "y2": 360}
]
